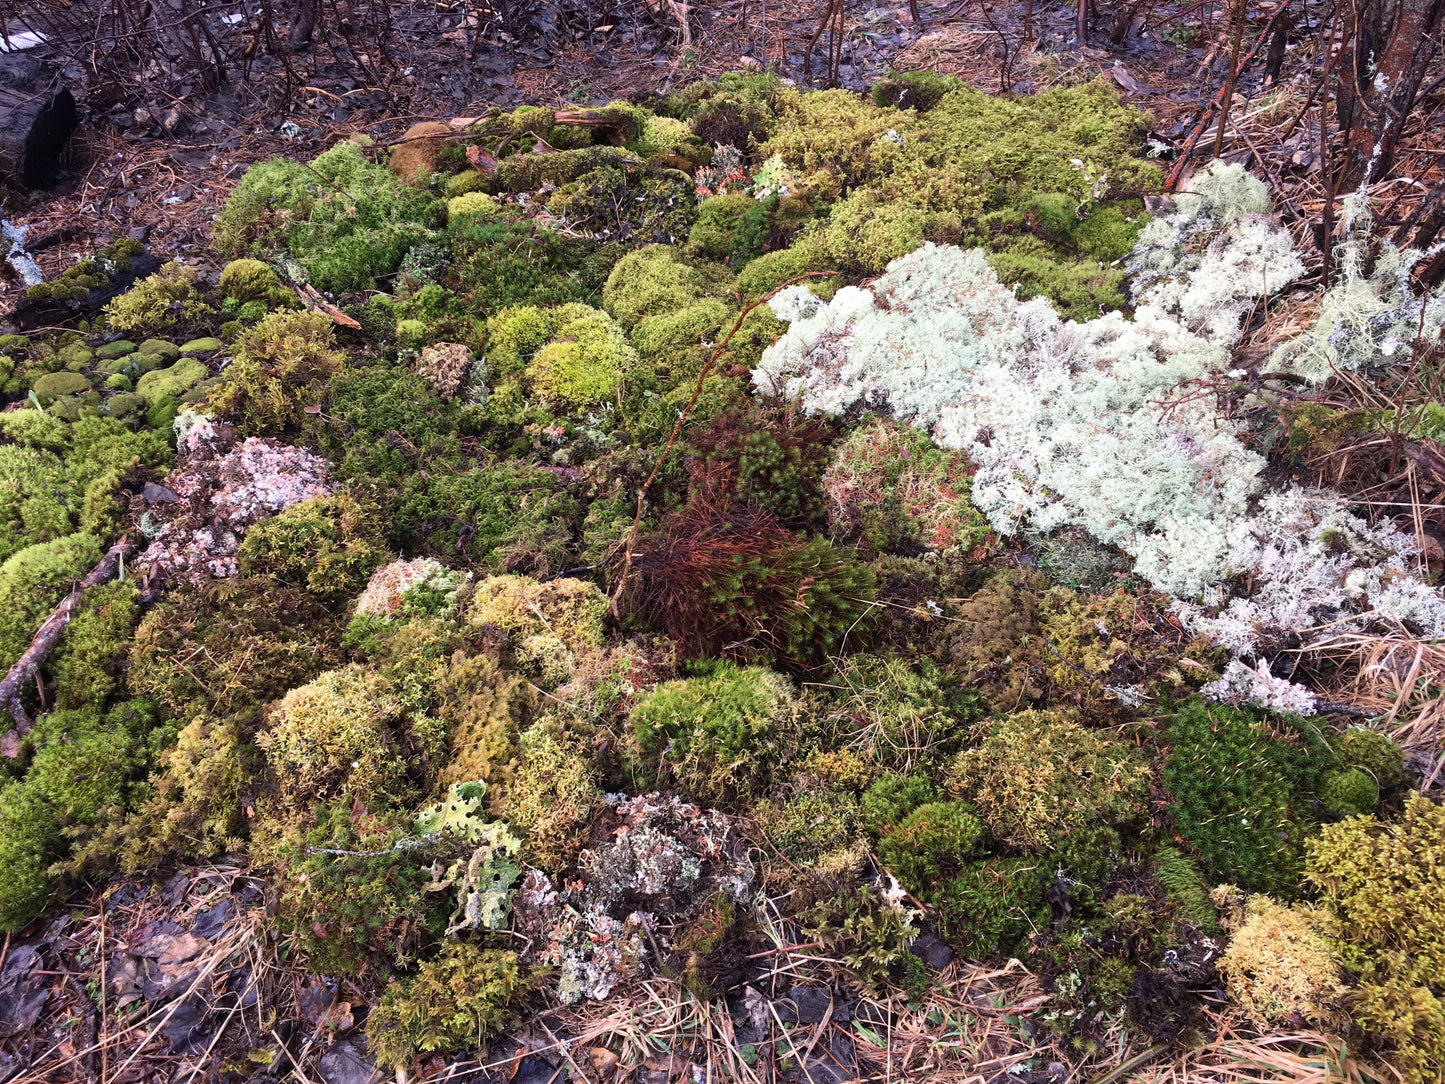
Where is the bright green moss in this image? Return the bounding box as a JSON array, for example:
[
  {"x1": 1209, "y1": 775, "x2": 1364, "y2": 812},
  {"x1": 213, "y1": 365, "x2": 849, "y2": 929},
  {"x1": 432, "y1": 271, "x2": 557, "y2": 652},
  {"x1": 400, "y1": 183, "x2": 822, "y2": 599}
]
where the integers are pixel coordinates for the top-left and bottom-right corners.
[
  {"x1": 1162, "y1": 699, "x2": 1332, "y2": 894},
  {"x1": 602, "y1": 244, "x2": 735, "y2": 330},
  {"x1": 687, "y1": 193, "x2": 756, "y2": 260},
  {"x1": 823, "y1": 191, "x2": 933, "y2": 274},
  {"x1": 876, "y1": 801, "x2": 982, "y2": 894},
  {"x1": 1152, "y1": 846, "x2": 1219, "y2": 933},
  {"x1": 630, "y1": 299, "x2": 730, "y2": 367},
  {"x1": 447, "y1": 191, "x2": 499, "y2": 221},
  {"x1": 104, "y1": 262, "x2": 216, "y2": 336},
  {"x1": 485, "y1": 305, "x2": 554, "y2": 376},
  {"x1": 237, "y1": 493, "x2": 389, "y2": 604},
  {"x1": 985, "y1": 234, "x2": 1127, "y2": 323},
  {"x1": 495, "y1": 725, "x2": 602, "y2": 872},
  {"x1": 625, "y1": 661, "x2": 796, "y2": 806},
  {"x1": 218, "y1": 258, "x2": 296, "y2": 309},
  {"x1": 50, "y1": 580, "x2": 141, "y2": 710},
  {"x1": 762, "y1": 88, "x2": 910, "y2": 201},
  {"x1": 858, "y1": 772, "x2": 942, "y2": 838},
  {"x1": 448, "y1": 215, "x2": 612, "y2": 315},
  {"x1": 1320, "y1": 767, "x2": 1379, "y2": 819},
  {"x1": 1307, "y1": 796, "x2": 1445, "y2": 1082},
  {"x1": 367, "y1": 945, "x2": 519, "y2": 1070},
  {"x1": 766, "y1": 788, "x2": 861, "y2": 862},
  {"x1": 934, "y1": 857, "x2": 1049, "y2": 958},
  {"x1": 208, "y1": 310, "x2": 344, "y2": 432},
  {"x1": 135, "y1": 357, "x2": 206, "y2": 407},
  {"x1": 444, "y1": 170, "x2": 489, "y2": 197},
  {"x1": 214, "y1": 141, "x2": 437, "y2": 292},
  {"x1": 1336, "y1": 727, "x2": 1408, "y2": 792},
  {"x1": 0, "y1": 533, "x2": 102, "y2": 672},
  {"x1": 525, "y1": 304, "x2": 634, "y2": 410},
  {"x1": 949, "y1": 708, "x2": 1149, "y2": 853}
]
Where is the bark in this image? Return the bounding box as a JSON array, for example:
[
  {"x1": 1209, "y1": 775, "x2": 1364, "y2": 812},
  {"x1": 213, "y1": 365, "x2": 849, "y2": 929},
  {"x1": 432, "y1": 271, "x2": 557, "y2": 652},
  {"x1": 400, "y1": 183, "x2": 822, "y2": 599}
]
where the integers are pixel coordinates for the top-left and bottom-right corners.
[
  {"x1": 0, "y1": 55, "x2": 78, "y2": 188},
  {"x1": 1338, "y1": 0, "x2": 1445, "y2": 184}
]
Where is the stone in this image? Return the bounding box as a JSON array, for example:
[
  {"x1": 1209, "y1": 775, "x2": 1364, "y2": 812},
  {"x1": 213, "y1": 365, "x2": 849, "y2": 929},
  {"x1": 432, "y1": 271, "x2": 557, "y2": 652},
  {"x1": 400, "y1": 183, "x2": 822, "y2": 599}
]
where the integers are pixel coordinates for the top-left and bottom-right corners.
[
  {"x1": 95, "y1": 339, "x2": 137, "y2": 359},
  {"x1": 33, "y1": 370, "x2": 92, "y2": 404},
  {"x1": 138, "y1": 338, "x2": 182, "y2": 362}
]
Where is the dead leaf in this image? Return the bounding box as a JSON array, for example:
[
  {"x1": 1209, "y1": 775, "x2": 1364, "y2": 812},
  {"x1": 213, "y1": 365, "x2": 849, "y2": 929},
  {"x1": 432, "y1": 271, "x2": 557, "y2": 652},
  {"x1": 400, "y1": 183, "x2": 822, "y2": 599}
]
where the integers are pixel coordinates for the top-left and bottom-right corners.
[
  {"x1": 1111, "y1": 64, "x2": 1143, "y2": 94},
  {"x1": 157, "y1": 933, "x2": 209, "y2": 970},
  {"x1": 466, "y1": 143, "x2": 498, "y2": 174}
]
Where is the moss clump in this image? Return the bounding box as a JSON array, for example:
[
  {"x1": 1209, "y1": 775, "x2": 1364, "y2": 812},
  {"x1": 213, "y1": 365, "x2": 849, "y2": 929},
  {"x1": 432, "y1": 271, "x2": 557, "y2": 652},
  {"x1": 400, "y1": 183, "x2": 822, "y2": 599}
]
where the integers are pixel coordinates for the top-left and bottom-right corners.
[
  {"x1": 214, "y1": 141, "x2": 437, "y2": 292},
  {"x1": 1218, "y1": 894, "x2": 1343, "y2": 1026},
  {"x1": 130, "y1": 577, "x2": 343, "y2": 717},
  {"x1": 1336, "y1": 727, "x2": 1408, "y2": 792},
  {"x1": 218, "y1": 258, "x2": 296, "y2": 309},
  {"x1": 135, "y1": 357, "x2": 207, "y2": 406},
  {"x1": 801, "y1": 887, "x2": 926, "y2": 998},
  {"x1": 602, "y1": 244, "x2": 735, "y2": 331},
  {"x1": 496, "y1": 725, "x2": 603, "y2": 871},
  {"x1": 447, "y1": 215, "x2": 613, "y2": 316},
  {"x1": 0, "y1": 533, "x2": 102, "y2": 672},
  {"x1": 32, "y1": 371, "x2": 92, "y2": 405},
  {"x1": 735, "y1": 235, "x2": 829, "y2": 300},
  {"x1": 525, "y1": 304, "x2": 635, "y2": 411},
  {"x1": 1320, "y1": 767, "x2": 1379, "y2": 819},
  {"x1": 485, "y1": 304, "x2": 555, "y2": 377},
  {"x1": 1153, "y1": 846, "x2": 1219, "y2": 933},
  {"x1": 258, "y1": 666, "x2": 442, "y2": 816},
  {"x1": 467, "y1": 574, "x2": 607, "y2": 688},
  {"x1": 858, "y1": 772, "x2": 941, "y2": 838},
  {"x1": 366, "y1": 945, "x2": 519, "y2": 1070},
  {"x1": 823, "y1": 419, "x2": 989, "y2": 555},
  {"x1": 939, "y1": 569, "x2": 1048, "y2": 712},
  {"x1": 208, "y1": 310, "x2": 344, "y2": 432},
  {"x1": 432, "y1": 652, "x2": 530, "y2": 791},
  {"x1": 876, "y1": 801, "x2": 983, "y2": 894},
  {"x1": 625, "y1": 661, "x2": 796, "y2": 806},
  {"x1": 934, "y1": 858, "x2": 1050, "y2": 958},
  {"x1": 237, "y1": 493, "x2": 389, "y2": 604},
  {"x1": 104, "y1": 262, "x2": 216, "y2": 335},
  {"x1": 49, "y1": 580, "x2": 141, "y2": 710},
  {"x1": 447, "y1": 191, "x2": 499, "y2": 221},
  {"x1": 687, "y1": 193, "x2": 757, "y2": 260},
  {"x1": 948, "y1": 709, "x2": 1149, "y2": 853},
  {"x1": 1306, "y1": 796, "x2": 1445, "y2": 1082},
  {"x1": 1162, "y1": 699, "x2": 1332, "y2": 894}
]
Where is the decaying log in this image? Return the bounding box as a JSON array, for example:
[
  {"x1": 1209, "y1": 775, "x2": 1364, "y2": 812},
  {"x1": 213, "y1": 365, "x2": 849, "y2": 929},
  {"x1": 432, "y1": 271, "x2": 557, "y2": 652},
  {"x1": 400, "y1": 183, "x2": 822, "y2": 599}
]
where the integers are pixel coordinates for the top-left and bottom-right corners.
[
  {"x1": 0, "y1": 536, "x2": 136, "y2": 757},
  {"x1": 0, "y1": 54, "x2": 78, "y2": 188}
]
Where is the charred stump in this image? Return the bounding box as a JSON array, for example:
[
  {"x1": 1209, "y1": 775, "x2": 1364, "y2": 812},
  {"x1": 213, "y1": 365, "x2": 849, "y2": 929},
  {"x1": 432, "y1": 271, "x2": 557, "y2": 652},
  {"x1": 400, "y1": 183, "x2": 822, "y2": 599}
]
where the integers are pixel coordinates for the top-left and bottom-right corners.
[{"x1": 0, "y1": 54, "x2": 78, "y2": 188}]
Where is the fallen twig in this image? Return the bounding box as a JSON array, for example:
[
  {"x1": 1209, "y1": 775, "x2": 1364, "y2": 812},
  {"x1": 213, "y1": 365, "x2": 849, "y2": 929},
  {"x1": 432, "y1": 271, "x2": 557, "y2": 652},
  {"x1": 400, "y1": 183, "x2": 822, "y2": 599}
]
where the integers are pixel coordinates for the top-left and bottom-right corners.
[{"x1": 1, "y1": 534, "x2": 136, "y2": 754}]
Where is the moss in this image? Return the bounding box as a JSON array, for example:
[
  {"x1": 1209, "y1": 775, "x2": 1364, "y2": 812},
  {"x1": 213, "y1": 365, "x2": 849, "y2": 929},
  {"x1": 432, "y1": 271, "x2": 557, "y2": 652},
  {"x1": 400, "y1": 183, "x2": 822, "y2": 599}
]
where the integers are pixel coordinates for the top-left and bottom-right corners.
[
  {"x1": 218, "y1": 258, "x2": 296, "y2": 309},
  {"x1": 104, "y1": 262, "x2": 216, "y2": 336},
  {"x1": 630, "y1": 299, "x2": 730, "y2": 367},
  {"x1": 525, "y1": 304, "x2": 635, "y2": 411},
  {"x1": 1163, "y1": 699, "x2": 1332, "y2": 894},
  {"x1": 0, "y1": 533, "x2": 102, "y2": 672},
  {"x1": 1320, "y1": 767, "x2": 1379, "y2": 819},
  {"x1": 131, "y1": 577, "x2": 344, "y2": 716},
  {"x1": 447, "y1": 191, "x2": 499, "y2": 221},
  {"x1": 32, "y1": 371, "x2": 92, "y2": 405},
  {"x1": 761, "y1": 88, "x2": 909, "y2": 202},
  {"x1": 632, "y1": 114, "x2": 695, "y2": 158},
  {"x1": 492, "y1": 145, "x2": 633, "y2": 192},
  {"x1": 871, "y1": 70, "x2": 964, "y2": 111},
  {"x1": 485, "y1": 305, "x2": 554, "y2": 377},
  {"x1": 496, "y1": 725, "x2": 603, "y2": 871},
  {"x1": 735, "y1": 234, "x2": 829, "y2": 300},
  {"x1": 1336, "y1": 727, "x2": 1407, "y2": 792},
  {"x1": 445, "y1": 170, "x2": 490, "y2": 197},
  {"x1": 214, "y1": 141, "x2": 437, "y2": 292},
  {"x1": 813, "y1": 653, "x2": 972, "y2": 771},
  {"x1": 208, "y1": 310, "x2": 344, "y2": 432},
  {"x1": 948, "y1": 709, "x2": 1150, "y2": 853},
  {"x1": 367, "y1": 945, "x2": 519, "y2": 1070},
  {"x1": 1218, "y1": 895, "x2": 1343, "y2": 1026},
  {"x1": 939, "y1": 569, "x2": 1049, "y2": 712},
  {"x1": 258, "y1": 665, "x2": 441, "y2": 816},
  {"x1": 1153, "y1": 846, "x2": 1219, "y2": 933},
  {"x1": 467, "y1": 574, "x2": 606, "y2": 687},
  {"x1": 602, "y1": 244, "x2": 735, "y2": 331},
  {"x1": 434, "y1": 651, "x2": 531, "y2": 792},
  {"x1": 687, "y1": 193, "x2": 756, "y2": 260},
  {"x1": 135, "y1": 357, "x2": 207, "y2": 406},
  {"x1": 625, "y1": 661, "x2": 796, "y2": 806},
  {"x1": 801, "y1": 887, "x2": 926, "y2": 998},
  {"x1": 1306, "y1": 796, "x2": 1445, "y2": 1082},
  {"x1": 49, "y1": 580, "x2": 141, "y2": 710},
  {"x1": 823, "y1": 419, "x2": 989, "y2": 555},
  {"x1": 823, "y1": 191, "x2": 936, "y2": 274},
  {"x1": 934, "y1": 857, "x2": 1050, "y2": 958},
  {"x1": 876, "y1": 801, "x2": 983, "y2": 894},
  {"x1": 764, "y1": 787, "x2": 861, "y2": 863},
  {"x1": 985, "y1": 234, "x2": 1127, "y2": 323},
  {"x1": 858, "y1": 771, "x2": 941, "y2": 838},
  {"x1": 236, "y1": 493, "x2": 389, "y2": 604}
]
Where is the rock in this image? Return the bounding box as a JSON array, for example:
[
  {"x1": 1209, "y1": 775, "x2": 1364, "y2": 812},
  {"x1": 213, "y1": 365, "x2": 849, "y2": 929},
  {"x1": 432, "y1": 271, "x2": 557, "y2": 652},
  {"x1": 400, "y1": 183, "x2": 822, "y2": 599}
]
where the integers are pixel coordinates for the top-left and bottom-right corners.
[
  {"x1": 909, "y1": 932, "x2": 955, "y2": 969},
  {"x1": 95, "y1": 338, "x2": 136, "y2": 359},
  {"x1": 389, "y1": 121, "x2": 455, "y2": 182},
  {"x1": 143, "y1": 481, "x2": 180, "y2": 504},
  {"x1": 136, "y1": 357, "x2": 206, "y2": 405},
  {"x1": 32, "y1": 370, "x2": 91, "y2": 404},
  {"x1": 138, "y1": 338, "x2": 181, "y2": 362},
  {"x1": 180, "y1": 336, "x2": 223, "y2": 354},
  {"x1": 105, "y1": 393, "x2": 147, "y2": 418}
]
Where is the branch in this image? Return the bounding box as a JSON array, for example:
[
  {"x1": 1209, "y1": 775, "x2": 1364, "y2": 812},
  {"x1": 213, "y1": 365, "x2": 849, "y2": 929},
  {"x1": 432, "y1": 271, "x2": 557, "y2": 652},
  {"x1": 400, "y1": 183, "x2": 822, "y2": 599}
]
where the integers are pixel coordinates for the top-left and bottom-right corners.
[{"x1": 0, "y1": 535, "x2": 136, "y2": 757}]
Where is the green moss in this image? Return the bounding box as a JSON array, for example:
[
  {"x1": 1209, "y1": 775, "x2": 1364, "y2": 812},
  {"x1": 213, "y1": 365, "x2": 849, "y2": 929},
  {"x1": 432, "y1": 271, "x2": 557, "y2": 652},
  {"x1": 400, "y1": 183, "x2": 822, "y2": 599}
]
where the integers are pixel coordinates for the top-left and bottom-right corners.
[
  {"x1": 135, "y1": 357, "x2": 206, "y2": 406},
  {"x1": 949, "y1": 709, "x2": 1149, "y2": 853},
  {"x1": 525, "y1": 304, "x2": 634, "y2": 410},
  {"x1": 1152, "y1": 846, "x2": 1219, "y2": 933},
  {"x1": 496, "y1": 725, "x2": 602, "y2": 871},
  {"x1": 1307, "y1": 796, "x2": 1445, "y2": 1082},
  {"x1": 448, "y1": 215, "x2": 613, "y2": 315},
  {"x1": 485, "y1": 305, "x2": 554, "y2": 376},
  {"x1": 766, "y1": 787, "x2": 861, "y2": 862},
  {"x1": 626, "y1": 661, "x2": 796, "y2": 806},
  {"x1": 687, "y1": 193, "x2": 756, "y2": 260},
  {"x1": 0, "y1": 533, "x2": 102, "y2": 672},
  {"x1": 492, "y1": 146, "x2": 633, "y2": 192},
  {"x1": 130, "y1": 577, "x2": 344, "y2": 717},
  {"x1": 1162, "y1": 699, "x2": 1332, "y2": 894},
  {"x1": 801, "y1": 887, "x2": 926, "y2": 998},
  {"x1": 858, "y1": 772, "x2": 942, "y2": 838},
  {"x1": 985, "y1": 234, "x2": 1127, "y2": 323},
  {"x1": 207, "y1": 310, "x2": 344, "y2": 432},
  {"x1": 367, "y1": 945, "x2": 519, "y2": 1070},
  {"x1": 447, "y1": 191, "x2": 499, "y2": 221},
  {"x1": 466, "y1": 574, "x2": 606, "y2": 686},
  {"x1": 876, "y1": 801, "x2": 983, "y2": 894},
  {"x1": 444, "y1": 170, "x2": 489, "y2": 197},
  {"x1": 49, "y1": 580, "x2": 141, "y2": 710},
  {"x1": 602, "y1": 245, "x2": 735, "y2": 330},
  {"x1": 237, "y1": 493, "x2": 388, "y2": 604},
  {"x1": 934, "y1": 858, "x2": 1050, "y2": 958},
  {"x1": 735, "y1": 234, "x2": 830, "y2": 300},
  {"x1": 1320, "y1": 767, "x2": 1379, "y2": 819},
  {"x1": 871, "y1": 70, "x2": 964, "y2": 111},
  {"x1": 823, "y1": 191, "x2": 936, "y2": 274},
  {"x1": 214, "y1": 141, "x2": 437, "y2": 292},
  {"x1": 218, "y1": 258, "x2": 297, "y2": 310},
  {"x1": 32, "y1": 371, "x2": 92, "y2": 405},
  {"x1": 1336, "y1": 727, "x2": 1407, "y2": 792},
  {"x1": 104, "y1": 262, "x2": 216, "y2": 336},
  {"x1": 630, "y1": 299, "x2": 730, "y2": 367}
]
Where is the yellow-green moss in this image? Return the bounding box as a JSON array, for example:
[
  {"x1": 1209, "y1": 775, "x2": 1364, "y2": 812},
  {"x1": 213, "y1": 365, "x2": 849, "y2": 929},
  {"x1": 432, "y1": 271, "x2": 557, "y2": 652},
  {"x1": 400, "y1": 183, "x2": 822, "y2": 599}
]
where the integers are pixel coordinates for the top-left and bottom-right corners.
[
  {"x1": 1218, "y1": 894, "x2": 1343, "y2": 1027},
  {"x1": 104, "y1": 262, "x2": 217, "y2": 335},
  {"x1": 467, "y1": 574, "x2": 607, "y2": 688},
  {"x1": 524, "y1": 304, "x2": 635, "y2": 411},
  {"x1": 207, "y1": 310, "x2": 344, "y2": 432},
  {"x1": 366, "y1": 945, "x2": 519, "y2": 1070}
]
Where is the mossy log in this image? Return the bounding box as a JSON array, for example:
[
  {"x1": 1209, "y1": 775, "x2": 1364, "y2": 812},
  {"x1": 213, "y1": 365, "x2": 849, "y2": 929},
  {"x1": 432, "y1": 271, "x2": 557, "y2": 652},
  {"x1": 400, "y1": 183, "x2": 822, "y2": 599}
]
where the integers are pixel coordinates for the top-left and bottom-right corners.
[
  {"x1": 0, "y1": 536, "x2": 135, "y2": 755},
  {"x1": 0, "y1": 55, "x2": 78, "y2": 188}
]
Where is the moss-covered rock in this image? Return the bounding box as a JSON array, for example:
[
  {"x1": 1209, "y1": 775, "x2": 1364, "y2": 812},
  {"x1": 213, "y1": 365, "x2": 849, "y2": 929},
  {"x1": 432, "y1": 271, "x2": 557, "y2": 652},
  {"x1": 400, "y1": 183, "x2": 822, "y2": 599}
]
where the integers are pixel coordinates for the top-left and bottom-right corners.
[
  {"x1": 135, "y1": 357, "x2": 206, "y2": 406},
  {"x1": 32, "y1": 371, "x2": 92, "y2": 405}
]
